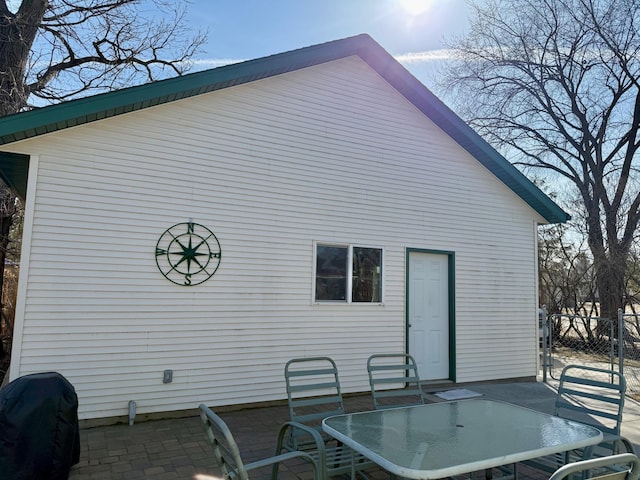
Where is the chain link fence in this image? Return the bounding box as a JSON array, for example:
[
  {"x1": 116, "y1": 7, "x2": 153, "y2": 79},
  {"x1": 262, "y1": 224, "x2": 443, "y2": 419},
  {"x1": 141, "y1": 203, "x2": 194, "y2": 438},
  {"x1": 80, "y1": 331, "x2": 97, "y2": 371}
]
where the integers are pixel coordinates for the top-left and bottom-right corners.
[
  {"x1": 620, "y1": 312, "x2": 640, "y2": 399},
  {"x1": 539, "y1": 308, "x2": 640, "y2": 400}
]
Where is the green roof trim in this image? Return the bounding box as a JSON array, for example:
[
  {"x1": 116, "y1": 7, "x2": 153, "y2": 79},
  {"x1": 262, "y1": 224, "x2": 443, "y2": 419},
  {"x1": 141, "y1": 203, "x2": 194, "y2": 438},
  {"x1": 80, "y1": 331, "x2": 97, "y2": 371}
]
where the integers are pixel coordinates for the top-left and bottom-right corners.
[
  {"x1": 0, "y1": 34, "x2": 569, "y2": 223},
  {"x1": 0, "y1": 152, "x2": 29, "y2": 198}
]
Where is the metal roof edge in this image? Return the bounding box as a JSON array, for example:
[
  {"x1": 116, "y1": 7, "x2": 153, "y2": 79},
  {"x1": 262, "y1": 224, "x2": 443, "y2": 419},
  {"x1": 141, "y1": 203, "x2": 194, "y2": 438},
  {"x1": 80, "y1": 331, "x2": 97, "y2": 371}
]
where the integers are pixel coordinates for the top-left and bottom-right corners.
[{"x1": 0, "y1": 34, "x2": 373, "y2": 145}]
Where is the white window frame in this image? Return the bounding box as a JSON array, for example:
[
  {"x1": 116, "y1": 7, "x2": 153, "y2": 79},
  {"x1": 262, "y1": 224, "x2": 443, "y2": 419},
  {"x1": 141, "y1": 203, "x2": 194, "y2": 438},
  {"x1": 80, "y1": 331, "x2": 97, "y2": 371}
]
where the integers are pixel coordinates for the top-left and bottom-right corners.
[{"x1": 312, "y1": 241, "x2": 384, "y2": 305}]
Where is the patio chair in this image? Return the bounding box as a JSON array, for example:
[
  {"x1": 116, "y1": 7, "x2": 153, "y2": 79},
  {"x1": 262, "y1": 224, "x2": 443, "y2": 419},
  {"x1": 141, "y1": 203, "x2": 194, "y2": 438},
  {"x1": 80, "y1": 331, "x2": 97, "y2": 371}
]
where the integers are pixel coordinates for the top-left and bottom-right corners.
[
  {"x1": 367, "y1": 353, "x2": 426, "y2": 409},
  {"x1": 279, "y1": 356, "x2": 374, "y2": 479},
  {"x1": 198, "y1": 403, "x2": 318, "y2": 480},
  {"x1": 548, "y1": 453, "x2": 640, "y2": 480},
  {"x1": 518, "y1": 365, "x2": 634, "y2": 477},
  {"x1": 554, "y1": 365, "x2": 632, "y2": 456}
]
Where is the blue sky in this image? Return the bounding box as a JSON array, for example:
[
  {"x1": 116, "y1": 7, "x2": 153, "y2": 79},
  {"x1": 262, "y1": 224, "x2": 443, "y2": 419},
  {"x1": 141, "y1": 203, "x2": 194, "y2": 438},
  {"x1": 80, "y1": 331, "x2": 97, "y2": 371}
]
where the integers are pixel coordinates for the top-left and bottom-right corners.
[
  {"x1": 5, "y1": 0, "x2": 471, "y2": 91},
  {"x1": 186, "y1": 0, "x2": 471, "y2": 88}
]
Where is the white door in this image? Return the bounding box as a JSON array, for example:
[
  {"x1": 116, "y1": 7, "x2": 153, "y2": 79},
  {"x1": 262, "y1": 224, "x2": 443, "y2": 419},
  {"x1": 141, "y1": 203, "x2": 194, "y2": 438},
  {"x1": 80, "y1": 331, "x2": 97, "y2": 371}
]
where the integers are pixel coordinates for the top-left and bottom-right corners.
[{"x1": 408, "y1": 251, "x2": 450, "y2": 380}]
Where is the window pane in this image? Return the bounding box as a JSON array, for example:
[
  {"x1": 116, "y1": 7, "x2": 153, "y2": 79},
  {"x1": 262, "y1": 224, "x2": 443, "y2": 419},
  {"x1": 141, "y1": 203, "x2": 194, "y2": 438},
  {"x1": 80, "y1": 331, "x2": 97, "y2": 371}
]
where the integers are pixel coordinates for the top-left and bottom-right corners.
[
  {"x1": 352, "y1": 247, "x2": 382, "y2": 302},
  {"x1": 315, "y1": 245, "x2": 348, "y2": 301}
]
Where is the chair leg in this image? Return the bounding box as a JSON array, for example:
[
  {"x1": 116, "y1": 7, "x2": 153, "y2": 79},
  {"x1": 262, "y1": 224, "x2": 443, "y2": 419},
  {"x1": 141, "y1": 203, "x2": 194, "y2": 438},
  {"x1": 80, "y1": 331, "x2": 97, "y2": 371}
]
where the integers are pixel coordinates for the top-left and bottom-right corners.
[{"x1": 485, "y1": 463, "x2": 517, "y2": 480}]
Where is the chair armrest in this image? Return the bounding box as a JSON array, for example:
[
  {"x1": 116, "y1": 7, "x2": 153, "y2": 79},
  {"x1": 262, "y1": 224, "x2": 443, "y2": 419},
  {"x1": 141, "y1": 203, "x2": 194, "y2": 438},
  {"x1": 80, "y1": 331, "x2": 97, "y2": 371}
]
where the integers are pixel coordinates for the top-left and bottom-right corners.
[
  {"x1": 273, "y1": 421, "x2": 326, "y2": 480},
  {"x1": 275, "y1": 421, "x2": 327, "y2": 457},
  {"x1": 548, "y1": 453, "x2": 640, "y2": 480},
  {"x1": 598, "y1": 433, "x2": 637, "y2": 455},
  {"x1": 245, "y1": 450, "x2": 318, "y2": 479},
  {"x1": 615, "y1": 436, "x2": 636, "y2": 455}
]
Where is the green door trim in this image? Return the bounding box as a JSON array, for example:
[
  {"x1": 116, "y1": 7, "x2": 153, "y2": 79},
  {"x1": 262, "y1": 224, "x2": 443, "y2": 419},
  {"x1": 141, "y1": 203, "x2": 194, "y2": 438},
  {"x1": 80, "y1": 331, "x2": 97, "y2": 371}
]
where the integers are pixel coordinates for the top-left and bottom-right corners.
[{"x1": 405, "y1": 248, "x2": 456, "y2": 382}]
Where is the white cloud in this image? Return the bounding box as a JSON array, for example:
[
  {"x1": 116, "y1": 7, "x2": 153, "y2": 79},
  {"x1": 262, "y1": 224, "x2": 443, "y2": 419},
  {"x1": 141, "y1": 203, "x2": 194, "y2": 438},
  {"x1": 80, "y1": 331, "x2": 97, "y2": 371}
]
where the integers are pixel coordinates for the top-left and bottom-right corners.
[
  {"x1": 190, "y1": 58, "x2": 247, "y2": 68},
  {"x1": 394, "y1": 49, "x2": 457, "y2": 64},
  {"x1": 188, "y1": 49, "x2": 455, "y2": 73}
]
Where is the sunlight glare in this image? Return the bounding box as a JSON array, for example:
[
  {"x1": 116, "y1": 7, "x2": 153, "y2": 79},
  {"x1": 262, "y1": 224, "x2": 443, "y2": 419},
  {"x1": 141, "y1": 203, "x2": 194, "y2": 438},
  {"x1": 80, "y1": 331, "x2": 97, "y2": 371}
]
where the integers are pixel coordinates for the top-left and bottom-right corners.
[{"x1": 399, "y1": 0, "x2": 433, "y2": 16}]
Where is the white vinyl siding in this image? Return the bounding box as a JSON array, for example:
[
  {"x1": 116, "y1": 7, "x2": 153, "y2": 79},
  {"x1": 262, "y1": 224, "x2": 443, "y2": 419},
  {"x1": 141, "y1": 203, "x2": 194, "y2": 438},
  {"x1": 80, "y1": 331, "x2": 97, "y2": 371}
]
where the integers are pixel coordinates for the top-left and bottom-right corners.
[{"x1": 9, "y1": 56, "x2": 542, "y2": 420}]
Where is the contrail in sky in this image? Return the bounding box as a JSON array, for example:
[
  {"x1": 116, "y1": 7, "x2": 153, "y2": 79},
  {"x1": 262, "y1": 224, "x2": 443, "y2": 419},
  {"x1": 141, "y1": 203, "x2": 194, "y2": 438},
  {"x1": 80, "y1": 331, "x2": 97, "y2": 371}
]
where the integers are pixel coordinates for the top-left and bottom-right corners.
[{"x1": 192, "y1": 49, "x2": 455, "y2": 69}]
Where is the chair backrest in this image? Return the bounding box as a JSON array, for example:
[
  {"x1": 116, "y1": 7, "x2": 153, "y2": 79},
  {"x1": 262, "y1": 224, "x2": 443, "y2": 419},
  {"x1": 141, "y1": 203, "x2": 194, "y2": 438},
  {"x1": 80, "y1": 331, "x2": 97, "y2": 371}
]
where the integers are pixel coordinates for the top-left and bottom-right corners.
[
  {"x1": 284, "y1": 357, "x2": 345, "y2": 433},
  {"x1": 199, "y1": 404, "x2": 249, "y2": 480},
  {"x1": 367, "y1": 353, "x2": 426, "y2": 409},
  {"x1": 555, "y1": 365, "x2": 626, "y2": 438},
  {"x1": 548, "y1": 453, "x2": 640, "y2": 480}
]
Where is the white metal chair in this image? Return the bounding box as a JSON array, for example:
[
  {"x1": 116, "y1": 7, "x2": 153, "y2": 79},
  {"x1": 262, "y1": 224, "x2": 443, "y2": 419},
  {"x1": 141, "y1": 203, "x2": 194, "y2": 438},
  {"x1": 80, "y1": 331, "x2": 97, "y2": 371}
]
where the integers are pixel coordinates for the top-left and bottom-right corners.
[
  {"x1": 548, "y1": 453, "x2": 640, "y2": 480},
  {"x1": 367, "y1": 353, "x2": 426, "y2": 409},
  {"x1": 199, "y1": 403, "x2": 318, "y2": 480}
]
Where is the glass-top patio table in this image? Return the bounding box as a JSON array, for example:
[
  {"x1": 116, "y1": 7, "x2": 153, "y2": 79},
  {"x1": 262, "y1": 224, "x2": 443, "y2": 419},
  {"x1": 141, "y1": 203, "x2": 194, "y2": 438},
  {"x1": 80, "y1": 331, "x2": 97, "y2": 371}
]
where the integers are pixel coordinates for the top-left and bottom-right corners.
[{"x1": 322, "y1": 398, "x2": 603, "y2": 480}]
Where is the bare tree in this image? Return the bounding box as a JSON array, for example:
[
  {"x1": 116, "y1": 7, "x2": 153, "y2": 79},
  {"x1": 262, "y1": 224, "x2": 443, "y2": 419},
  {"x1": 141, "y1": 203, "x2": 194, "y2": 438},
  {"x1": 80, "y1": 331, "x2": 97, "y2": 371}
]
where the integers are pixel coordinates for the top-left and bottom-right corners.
[
  {"x1": 442, "y1": 0, "x2": 640, "y2": 321},
  {"x1": 0, "y1": 190, "x2": 17, "y2": 361},
  {"x1": 539, "y1": 223, "x2": 596, "y2": 316},
  {"x1": 1, "y1": 0, "x2": 205, "y2": 115},
  {"x1": 0, "y1": 0, "x2": 206, "y2": 369}
]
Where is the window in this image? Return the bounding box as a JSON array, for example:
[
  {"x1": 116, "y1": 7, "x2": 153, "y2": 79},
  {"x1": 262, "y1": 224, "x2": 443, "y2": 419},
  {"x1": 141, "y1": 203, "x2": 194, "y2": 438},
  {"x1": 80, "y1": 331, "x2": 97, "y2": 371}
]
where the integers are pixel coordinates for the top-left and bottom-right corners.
[
  {"x1": 314, "y1": 243, "x2": 383, "y2": 303},
  {"x1": 352, "y1": 246, "x2": 382, "y2": 302}
]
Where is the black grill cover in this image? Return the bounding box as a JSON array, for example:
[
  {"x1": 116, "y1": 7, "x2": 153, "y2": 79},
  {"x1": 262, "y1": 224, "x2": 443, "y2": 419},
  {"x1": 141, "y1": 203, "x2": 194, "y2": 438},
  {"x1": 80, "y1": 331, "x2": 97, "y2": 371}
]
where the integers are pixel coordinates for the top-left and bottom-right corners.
[{"x1": 0, "y1": 372, "x2": 80, "y2": 479}]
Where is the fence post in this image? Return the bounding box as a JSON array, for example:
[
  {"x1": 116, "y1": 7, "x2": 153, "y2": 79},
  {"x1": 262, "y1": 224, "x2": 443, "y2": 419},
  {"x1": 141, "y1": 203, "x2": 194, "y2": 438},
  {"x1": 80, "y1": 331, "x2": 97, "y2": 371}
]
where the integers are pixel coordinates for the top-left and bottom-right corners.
[
  {"x1": 618, "y1": 308, "x2": 624, "y2": 377},
  {"x1": 541, "y1": 305, "x2": 548, "y2": 382}
]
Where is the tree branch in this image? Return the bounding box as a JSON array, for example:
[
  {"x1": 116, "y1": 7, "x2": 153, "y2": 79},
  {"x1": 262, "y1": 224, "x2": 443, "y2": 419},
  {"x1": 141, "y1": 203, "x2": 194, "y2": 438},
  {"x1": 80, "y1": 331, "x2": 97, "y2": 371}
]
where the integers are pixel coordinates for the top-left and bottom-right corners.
[{"x1": 1, "y1": 0, "x2": 206, "y2": 113}]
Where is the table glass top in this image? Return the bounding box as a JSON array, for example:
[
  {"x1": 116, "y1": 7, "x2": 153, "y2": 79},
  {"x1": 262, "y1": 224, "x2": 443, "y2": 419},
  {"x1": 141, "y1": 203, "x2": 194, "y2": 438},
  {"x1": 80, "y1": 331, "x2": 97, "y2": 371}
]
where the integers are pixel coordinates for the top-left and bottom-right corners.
[{"x1": 322, "y1": 399, "x2": 602, "y2": 479}]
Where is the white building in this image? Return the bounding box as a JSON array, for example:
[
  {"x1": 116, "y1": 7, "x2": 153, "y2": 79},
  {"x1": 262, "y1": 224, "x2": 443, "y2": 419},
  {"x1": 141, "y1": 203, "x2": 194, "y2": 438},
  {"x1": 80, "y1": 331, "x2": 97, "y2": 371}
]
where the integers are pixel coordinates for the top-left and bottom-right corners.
[{"x1": 0, "y1": 34, "x2": 568, "y2": 422}]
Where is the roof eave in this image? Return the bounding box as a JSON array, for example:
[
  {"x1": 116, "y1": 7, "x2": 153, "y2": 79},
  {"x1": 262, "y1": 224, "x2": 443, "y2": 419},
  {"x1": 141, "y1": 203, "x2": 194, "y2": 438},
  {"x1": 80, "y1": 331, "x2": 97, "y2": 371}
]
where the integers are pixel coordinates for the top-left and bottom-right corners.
[{"x1": 0, "y1": 33, "x2": 569, "y2": 224}]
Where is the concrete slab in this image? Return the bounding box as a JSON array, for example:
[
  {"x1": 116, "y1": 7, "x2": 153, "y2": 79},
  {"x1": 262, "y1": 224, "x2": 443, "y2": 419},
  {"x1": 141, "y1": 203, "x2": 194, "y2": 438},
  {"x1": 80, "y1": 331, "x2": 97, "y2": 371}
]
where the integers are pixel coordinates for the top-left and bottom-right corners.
[
  {"x1": 441, "y1": 381, "x2": 559, "y2": 414},
  {"x1": 446, "y1": 380, "x2": 640, "y2": 451}
]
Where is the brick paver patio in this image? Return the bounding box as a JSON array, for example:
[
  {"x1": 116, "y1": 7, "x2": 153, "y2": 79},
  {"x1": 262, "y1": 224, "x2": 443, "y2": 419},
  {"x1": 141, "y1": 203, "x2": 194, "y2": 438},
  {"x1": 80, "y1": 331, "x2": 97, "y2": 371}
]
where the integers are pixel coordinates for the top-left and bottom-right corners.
[
  {"x1": 69, "y1": 395, "x2": 377, "y2": 480},
  {"x1": 67, "y1": 382, "x2": 640, "y2": 480}
]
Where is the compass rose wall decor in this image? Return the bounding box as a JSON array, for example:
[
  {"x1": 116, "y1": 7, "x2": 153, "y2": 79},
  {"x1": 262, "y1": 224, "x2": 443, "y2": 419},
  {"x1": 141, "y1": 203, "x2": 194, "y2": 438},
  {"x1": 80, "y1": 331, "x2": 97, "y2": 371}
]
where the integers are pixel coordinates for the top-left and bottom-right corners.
[{"x1": 155, "y1": 222, "x2": 222, "y2": 286}]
